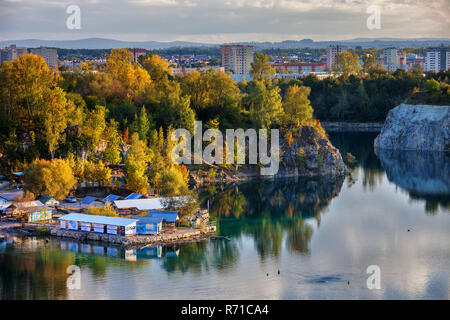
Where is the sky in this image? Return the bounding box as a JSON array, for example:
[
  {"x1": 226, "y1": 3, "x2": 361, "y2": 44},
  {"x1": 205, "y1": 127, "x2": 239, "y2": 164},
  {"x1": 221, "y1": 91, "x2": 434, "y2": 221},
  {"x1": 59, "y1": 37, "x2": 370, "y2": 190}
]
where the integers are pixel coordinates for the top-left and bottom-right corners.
[{"x1": 0, "y1": 0, "x2": 449, "y2": 43}]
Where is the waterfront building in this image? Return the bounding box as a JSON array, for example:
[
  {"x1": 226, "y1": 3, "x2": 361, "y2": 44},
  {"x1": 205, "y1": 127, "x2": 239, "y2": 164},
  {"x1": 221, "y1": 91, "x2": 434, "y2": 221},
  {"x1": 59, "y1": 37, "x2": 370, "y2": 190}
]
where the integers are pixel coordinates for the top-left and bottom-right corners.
[
  {"x1": 220, "y1": 44, "x2": 254, "y2": 74},
  {"x1": 29, "y1": 46, "x2": 58, "y2": 67},
  {"x1": 59, "y1": 213, "x2": 137, "y2": 236},
  {"x1": 146, "y1": 210, "x2": 179, "y2": 229},
  {"x1": 132, "y1": 216, "x2": 163, "y2": 235},
  {"x1": 425, "y1": 45, "x2": 450, "y2": 72},
  {"x1": 326, "y1": 45, "x2": 348, "y2": 70}
]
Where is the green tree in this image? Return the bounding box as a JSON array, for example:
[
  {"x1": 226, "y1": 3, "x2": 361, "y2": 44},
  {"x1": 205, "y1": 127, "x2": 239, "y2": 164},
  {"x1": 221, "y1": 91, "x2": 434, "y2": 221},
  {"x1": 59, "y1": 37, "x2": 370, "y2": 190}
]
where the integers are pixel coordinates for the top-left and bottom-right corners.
[
  {"x1": 250, "y1": 53, "x2": 275, "y2": 81},
  {"x1": 425, "y1": 79, "x2": 440, "y2": 92},
  {"x1": 249, "y1": 80, "x2": 284, "y2": 129},
  {"x1": 333, "y1": 52, "x2": 362, "y2": 75}
]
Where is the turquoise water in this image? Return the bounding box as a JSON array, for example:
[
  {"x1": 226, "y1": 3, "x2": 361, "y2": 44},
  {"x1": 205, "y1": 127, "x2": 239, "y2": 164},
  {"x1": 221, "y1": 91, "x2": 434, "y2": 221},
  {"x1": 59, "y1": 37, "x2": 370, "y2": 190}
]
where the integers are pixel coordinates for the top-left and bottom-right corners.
[{"x1": 0, "y1": 132, "x2": 449, "y2": 299}]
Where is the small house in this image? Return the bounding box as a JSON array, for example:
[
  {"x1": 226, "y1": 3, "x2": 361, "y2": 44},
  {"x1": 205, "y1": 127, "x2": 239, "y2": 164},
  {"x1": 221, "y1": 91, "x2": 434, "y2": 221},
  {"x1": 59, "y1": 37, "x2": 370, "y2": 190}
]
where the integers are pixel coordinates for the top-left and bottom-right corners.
[
  {"x1": 102, "y1": 194, "x2": 121, "y2": 203},
  {"x1": 37, "y1": 196, "x2": 60, "y2": 207},
  {"x1": 28, "y1": 208, "x2": 52, "y2": 222},
  {"x1": 6, "y1": 200, "x2": 43, "y2": 217},
  {"x1": 132, "y1": 216, "x2": 163, "y2": 235},
  {"x1": 146, "y1": 210, "x2": 179, "y2": 229}
]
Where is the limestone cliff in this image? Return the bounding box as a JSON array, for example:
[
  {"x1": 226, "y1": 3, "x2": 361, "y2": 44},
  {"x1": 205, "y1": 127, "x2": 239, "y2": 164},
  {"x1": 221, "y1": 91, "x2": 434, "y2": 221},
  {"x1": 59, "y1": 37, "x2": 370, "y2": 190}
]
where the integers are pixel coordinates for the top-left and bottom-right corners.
[{"x1": 374, "y1": 104, "x2": 449, "y2": 151}]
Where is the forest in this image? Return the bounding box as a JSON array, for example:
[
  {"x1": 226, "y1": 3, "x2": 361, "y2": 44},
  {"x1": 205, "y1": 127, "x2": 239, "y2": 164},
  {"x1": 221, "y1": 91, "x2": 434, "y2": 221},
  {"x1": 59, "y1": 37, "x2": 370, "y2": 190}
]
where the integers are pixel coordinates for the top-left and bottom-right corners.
[{"x1": 0, "y1": 49, "x2": 448, "y2": 219}]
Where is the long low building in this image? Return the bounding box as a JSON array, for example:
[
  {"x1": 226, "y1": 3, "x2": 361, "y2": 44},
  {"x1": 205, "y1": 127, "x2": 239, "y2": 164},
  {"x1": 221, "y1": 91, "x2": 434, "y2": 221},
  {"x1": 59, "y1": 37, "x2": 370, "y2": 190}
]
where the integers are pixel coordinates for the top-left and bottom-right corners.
[
  {"x1": 113, "y1": 197, "x2": 188, "y2": 211},
  {"x1": 59, "y1": 213, "x2": 137, "y2": 236}
]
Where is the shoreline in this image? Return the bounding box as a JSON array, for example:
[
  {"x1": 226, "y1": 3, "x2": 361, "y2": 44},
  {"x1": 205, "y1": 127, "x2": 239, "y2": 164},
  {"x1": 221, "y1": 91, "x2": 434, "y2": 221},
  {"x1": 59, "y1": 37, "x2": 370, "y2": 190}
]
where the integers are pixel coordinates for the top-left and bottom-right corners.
[
  {"x1": 322, "y1": 122, "x2": 383, "y2": 132},
  {"x1": 0, "y1": 222, "x2": 216, "y2": 248}
]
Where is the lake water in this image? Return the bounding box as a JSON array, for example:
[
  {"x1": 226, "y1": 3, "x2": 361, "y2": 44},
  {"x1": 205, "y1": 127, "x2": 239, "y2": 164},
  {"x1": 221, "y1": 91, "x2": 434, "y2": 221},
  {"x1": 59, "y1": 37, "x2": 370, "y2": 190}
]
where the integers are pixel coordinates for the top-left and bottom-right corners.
[{"x1": 0, "y1": 132, "x2": 449, "y2": 300}]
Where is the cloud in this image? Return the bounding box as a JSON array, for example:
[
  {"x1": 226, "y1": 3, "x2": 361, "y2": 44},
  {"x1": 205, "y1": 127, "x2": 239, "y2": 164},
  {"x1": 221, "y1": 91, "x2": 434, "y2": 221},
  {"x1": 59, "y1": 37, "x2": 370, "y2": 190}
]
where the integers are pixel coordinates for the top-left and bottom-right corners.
[{"x1": 0, "y1": 0, "x2": 448, "y2": 42}]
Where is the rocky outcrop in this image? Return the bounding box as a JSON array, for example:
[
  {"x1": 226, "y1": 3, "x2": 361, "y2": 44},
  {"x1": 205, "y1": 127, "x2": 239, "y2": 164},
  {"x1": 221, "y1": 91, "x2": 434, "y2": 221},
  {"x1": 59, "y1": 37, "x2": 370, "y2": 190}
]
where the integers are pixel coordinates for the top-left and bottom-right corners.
[
  {"x1": 374, "y1": 104, "x2": 449, "y2": 151},
  {"x1": 189, "y1": 125, "x2": 346, "y2": 184},
  {"x1": 278, "y1": 125, "x2": 346, "y2": 177}
]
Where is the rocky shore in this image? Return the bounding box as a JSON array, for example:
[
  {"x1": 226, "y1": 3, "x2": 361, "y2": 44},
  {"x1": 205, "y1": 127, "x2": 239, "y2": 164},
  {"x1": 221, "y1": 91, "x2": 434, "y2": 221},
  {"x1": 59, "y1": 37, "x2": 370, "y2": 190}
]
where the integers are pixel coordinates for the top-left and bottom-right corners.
[
  {"x1": 374, "y1": 104, "x2": 449, "y2": 151},
  {"x1": 322, "y1": 122, "x2": 383, "y2": 132}
]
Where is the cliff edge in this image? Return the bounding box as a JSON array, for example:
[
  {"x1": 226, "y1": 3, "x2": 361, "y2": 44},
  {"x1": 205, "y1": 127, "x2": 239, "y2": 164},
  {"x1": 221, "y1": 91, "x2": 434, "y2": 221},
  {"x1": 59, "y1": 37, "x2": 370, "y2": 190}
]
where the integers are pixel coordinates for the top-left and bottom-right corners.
[{"x1": 374, "y1": 104, "x2": 449, "y2": 151}]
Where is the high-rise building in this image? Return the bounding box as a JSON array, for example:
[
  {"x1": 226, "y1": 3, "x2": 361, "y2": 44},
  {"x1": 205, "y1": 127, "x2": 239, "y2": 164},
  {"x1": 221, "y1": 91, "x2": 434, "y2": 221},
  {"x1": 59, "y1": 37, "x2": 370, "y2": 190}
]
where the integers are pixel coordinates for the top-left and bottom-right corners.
[
  {"x1": 383, "y1": 47, "x2": 398, "y2": 66},
  {"x1": 30, "y1": 46, "x2": 58, "y2": 67},
  {"x1": 425, "y1": 45, "x2": 450, "y2": 72},
  {"x1": 326, "y1": 45, "x2": 348, "y2": 70},
  {"x1": 0, "y1": 44, "x2": 27, "y2": 65},
  {"x1": 220, "y1": 45, "x2": 254, "y2": 74}
]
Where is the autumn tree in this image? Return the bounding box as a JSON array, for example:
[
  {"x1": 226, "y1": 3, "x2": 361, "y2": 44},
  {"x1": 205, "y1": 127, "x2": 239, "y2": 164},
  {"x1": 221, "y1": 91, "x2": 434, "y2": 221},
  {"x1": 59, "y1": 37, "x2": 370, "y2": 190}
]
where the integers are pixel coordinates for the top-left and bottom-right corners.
[
  {"x1": 23, "y1": 159, "x2": 76, "y2": 200},
  {"x1": 282, "y1": 85, "x2": 314, "y2": 128},
  {"x1": 103, "y1": 119, "x2": 123, "y2": 165},
  {"x1": 141, "y1": 54, "x2": 171, "y2": 84},
  {"x1": 125, "y1": 133, "x2": 151, "y2": 194},
  {"x1": 332, "y1": 52, "x2": 362, "y2": 75}
]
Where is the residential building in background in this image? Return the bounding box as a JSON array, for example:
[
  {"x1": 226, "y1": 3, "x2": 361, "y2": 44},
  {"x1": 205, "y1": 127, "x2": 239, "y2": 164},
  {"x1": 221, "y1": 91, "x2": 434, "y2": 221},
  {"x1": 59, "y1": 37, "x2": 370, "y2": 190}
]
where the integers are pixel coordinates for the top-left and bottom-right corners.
[
  {"x1": 220, "y1": 45, "x2": 254, "y2": 74},
  {"x1": 382, "y1": 47, "x2": 409, "y2": 72},
  {"x1": 383, "y1": 47, "x2": 397, "y2": 66},
  {"x1": 326, "y1": 45, "x2": 348, "y2": 70},
  {"x1": 425, "y1": 45, "x2": 450, "y2": 72},
  {"x1": 171, "y1": 65, "x2": 225, "y2": 76},
  {"x1": 29, "y1": 46, "x2": 58, "y2": 67},
  {"x1": 127, "y1": 48, "x2": 147, "y2": 63},
  {"x1": 271, "y1": 62, "x2": 326, "y2": 74},
  {"x1": 0, "y1": 44, "x2": 27, "y2": 65}
]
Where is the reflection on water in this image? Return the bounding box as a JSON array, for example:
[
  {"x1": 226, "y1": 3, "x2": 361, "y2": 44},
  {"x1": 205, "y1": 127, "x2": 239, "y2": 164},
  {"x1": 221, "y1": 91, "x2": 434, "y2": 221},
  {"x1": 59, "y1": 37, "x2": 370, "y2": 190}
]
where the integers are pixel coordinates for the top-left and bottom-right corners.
[
  {"x1": 376, "y1": 148, "x2": 450, "y2": 214},
  {"x1": 199, "y1": 175, "x2": 344, "y2": 259},
  {"x1": 0, "y1": 132, "x2": 448, "y2": 299}
]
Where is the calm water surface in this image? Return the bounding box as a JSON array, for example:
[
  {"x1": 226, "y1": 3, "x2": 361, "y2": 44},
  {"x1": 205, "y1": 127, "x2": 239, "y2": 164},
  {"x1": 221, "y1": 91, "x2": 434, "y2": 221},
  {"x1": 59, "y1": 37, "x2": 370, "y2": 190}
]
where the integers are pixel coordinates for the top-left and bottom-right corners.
[{"x1": 1, "y1": 132, "x2": 449, "y2": 299}]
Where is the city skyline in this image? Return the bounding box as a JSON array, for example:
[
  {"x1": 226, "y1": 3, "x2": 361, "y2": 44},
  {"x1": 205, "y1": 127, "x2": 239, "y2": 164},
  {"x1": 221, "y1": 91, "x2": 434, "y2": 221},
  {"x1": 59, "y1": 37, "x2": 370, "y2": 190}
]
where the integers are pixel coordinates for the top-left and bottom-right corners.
[{"x1": 0, "y1": 0, "x2": 449, "y2": 43}]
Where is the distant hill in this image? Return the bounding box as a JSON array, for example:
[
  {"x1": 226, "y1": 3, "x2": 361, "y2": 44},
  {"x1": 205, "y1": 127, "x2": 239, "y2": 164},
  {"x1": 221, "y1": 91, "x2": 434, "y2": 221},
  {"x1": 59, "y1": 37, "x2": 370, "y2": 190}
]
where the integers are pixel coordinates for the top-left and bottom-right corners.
[
  {"x1": 1, "y1": 37, "x2": 449, "y2": 50},
  {"x1": 0, "y1": 38, "x2": 215, "y2": 50}
]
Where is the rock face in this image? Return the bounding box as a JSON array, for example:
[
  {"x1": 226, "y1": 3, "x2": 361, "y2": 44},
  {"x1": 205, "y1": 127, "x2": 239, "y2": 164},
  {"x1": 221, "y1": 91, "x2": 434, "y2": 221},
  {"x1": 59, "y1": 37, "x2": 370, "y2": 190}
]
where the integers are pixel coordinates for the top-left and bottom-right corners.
[
  {"x1": 278, "y1": 126, "x2": 346, "y2": 177},
  {"x1": 374, "y1": 104, "x2": 449, "y2": 151},
  {"x1": 189, "y1": 125, "x2": 346, "y2": 184}
]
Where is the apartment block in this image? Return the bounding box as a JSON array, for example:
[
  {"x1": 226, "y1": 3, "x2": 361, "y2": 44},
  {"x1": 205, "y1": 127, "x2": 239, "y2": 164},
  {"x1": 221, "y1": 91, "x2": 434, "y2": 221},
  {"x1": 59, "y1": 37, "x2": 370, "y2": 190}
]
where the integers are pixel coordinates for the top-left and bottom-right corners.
[
  {"x1": 30, "y1": 46, "x2": 58, "y2": 67},
  {"x1": 0, "y1": 44, "x2": 27, "y2": 65},
  {"x1": 425, "y1": 45, "x2": 450, "y2": 72},
  {"x1": 326, "y1": 45, "x2": 348, "y2": 70},
  {"x1": 220, "y1": 45, "x2": 254, "y2": 74}
]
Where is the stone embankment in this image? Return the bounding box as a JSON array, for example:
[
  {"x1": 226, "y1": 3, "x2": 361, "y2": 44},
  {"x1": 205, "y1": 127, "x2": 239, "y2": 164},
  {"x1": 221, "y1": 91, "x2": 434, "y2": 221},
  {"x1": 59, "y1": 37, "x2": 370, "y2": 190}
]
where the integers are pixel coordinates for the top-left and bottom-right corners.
[{"x1": 50, "y1": 227, "x2": 215, "y2": 248}]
